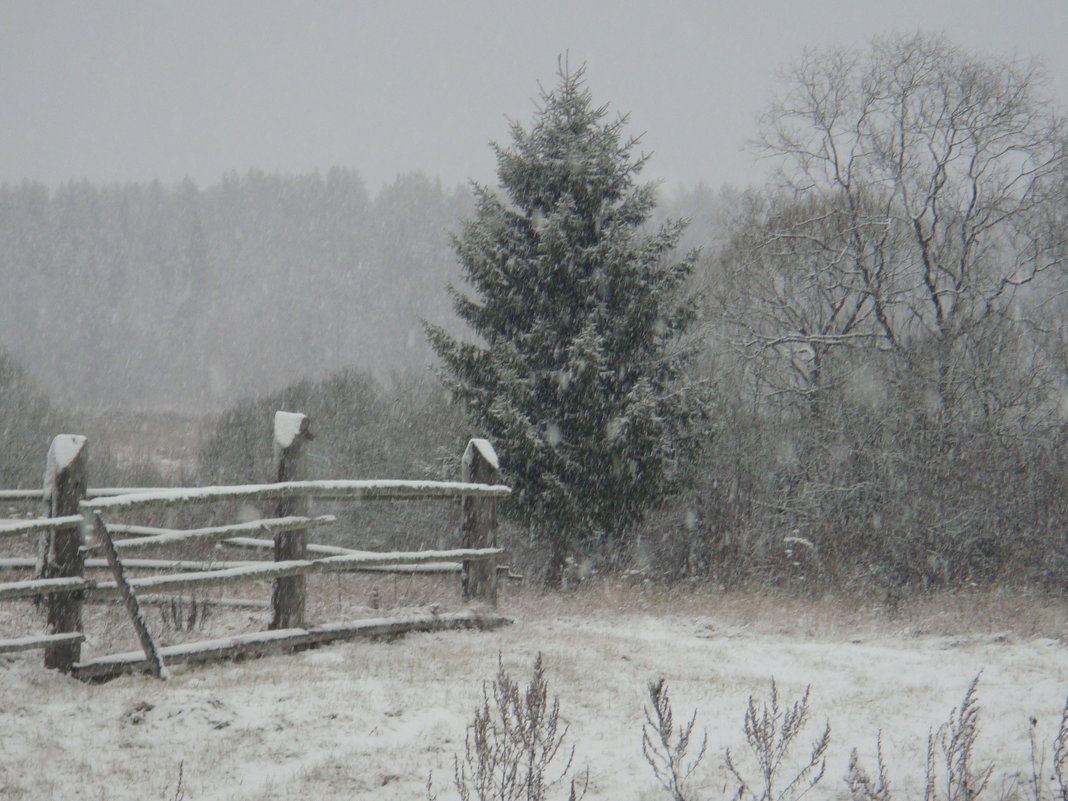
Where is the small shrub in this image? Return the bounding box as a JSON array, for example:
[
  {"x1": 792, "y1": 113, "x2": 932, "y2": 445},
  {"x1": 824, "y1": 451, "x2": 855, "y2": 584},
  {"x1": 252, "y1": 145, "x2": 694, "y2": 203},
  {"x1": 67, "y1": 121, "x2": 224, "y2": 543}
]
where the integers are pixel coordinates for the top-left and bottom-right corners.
[
  {"x1": 725, "y1": 679, "x2": 830, "y2": 801},
  {"x1": 159, "y1": 594, "x2": 209, "y2": 633},
  {"x1": 430, "y1": 653, "x2": 587, "y2": 801},
  {"x1": 641, "y1": 677, "x2": 708, "y2": 801},
  {"x1": 1025, "y1": 696, "x2": 1068, "y2": 801},
  {"x1": 846, "y1": 735, "x2": 891, "y2": 801},
  {"x1": 848, "y1": 675, "x2": 1001, "y2": 801},
  {"x1": 925, "y1": 674, "x2": 992, "y2": 801}
]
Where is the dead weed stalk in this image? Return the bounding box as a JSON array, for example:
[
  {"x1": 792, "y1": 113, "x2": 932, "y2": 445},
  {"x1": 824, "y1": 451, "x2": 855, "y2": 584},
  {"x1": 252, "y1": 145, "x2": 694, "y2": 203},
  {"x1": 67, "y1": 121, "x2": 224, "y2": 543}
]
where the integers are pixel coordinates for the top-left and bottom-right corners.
[
  {"x1": 847, "y1": 675, "x2": 1061, "y2": 801},
  {"x1": 725, "y1": 680, "x2": 830, "y2": 801},
  {"x1": 642, "y1": 677, "x2": 708, "y2": 801},
  {"x1": 430, "y1": 653, "x2": 587, "y2": 801},
  {"x1": 1024, "y1": 696, "x2": 1068, "y2": 801}
]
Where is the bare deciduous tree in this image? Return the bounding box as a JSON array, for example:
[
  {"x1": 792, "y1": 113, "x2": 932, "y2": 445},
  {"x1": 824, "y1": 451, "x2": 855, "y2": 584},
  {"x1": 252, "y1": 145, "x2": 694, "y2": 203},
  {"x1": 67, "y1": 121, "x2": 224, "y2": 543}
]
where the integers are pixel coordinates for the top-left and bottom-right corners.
[
  {"x1": 756, "y1": 31, "x2": 1067, "y2": 433},
  {"x1": 687, "y1": 33, "x2": 1068, "y2": 590}
]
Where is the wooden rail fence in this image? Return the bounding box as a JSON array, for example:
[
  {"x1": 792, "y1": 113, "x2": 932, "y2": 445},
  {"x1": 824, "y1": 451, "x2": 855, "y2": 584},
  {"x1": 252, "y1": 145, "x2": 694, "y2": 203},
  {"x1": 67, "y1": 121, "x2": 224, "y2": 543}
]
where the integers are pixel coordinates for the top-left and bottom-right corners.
[{"x1": 0, "y1": 412, "x2": 513, "y2": 680}]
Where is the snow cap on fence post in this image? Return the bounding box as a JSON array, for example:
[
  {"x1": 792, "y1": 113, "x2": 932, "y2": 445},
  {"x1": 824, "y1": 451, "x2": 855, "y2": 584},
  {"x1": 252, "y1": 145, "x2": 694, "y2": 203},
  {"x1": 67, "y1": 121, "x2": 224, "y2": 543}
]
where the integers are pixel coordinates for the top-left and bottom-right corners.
[
  {"x1": 461, "y1": 438, "x2": 500, "y2": 608},
  {"x1": 274, "y1": 412, "x2": 313, "y2": 456},
  {"x1": 43, "y1": 434, "x2": 87, "y2": 503},
  {"x1": 463, "y1": 438, "x2": 499, "y2": 474},
  {"x1": 41, "y1": 433, "x2": 88, "y2": 673}
]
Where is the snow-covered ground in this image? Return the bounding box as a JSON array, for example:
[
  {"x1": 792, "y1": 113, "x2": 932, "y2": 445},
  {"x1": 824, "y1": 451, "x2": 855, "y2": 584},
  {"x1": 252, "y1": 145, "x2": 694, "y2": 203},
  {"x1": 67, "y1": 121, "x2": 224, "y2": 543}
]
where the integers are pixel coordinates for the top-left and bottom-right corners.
[{"x1": 1, "y1": 588, "x2": 1066, "y2": 800}]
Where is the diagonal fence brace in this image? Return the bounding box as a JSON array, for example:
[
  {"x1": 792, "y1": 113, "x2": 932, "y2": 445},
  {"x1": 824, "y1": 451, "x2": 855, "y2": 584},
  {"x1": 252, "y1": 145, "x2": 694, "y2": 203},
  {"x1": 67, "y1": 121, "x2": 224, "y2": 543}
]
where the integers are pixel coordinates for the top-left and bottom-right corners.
[{"x1": 91, "y1": 513, "x2": 168, "y2": 680}]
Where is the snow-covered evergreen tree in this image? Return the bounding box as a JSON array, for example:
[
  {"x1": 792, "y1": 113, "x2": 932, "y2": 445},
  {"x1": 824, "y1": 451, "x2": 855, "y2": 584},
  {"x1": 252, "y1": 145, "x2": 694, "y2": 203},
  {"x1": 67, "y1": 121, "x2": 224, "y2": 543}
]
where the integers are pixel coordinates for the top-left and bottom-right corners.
[{"x1": 427, "y1": 63, "x2": 703, "y2": 586}]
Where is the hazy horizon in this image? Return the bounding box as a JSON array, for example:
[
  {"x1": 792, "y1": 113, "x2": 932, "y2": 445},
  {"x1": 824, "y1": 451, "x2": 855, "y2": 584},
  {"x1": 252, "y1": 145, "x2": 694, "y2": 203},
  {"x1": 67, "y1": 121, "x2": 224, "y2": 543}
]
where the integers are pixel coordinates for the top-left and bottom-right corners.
[{"x1": 2, "y1": 1, "x2": 1065, "y2": 195}]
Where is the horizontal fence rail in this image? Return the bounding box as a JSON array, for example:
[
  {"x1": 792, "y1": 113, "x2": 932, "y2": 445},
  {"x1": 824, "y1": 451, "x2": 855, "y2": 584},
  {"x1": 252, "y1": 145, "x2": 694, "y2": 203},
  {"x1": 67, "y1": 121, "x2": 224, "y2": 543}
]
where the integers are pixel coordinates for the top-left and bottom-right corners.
[
  {"x1": 0, "y1": 488, "x2": 179, "y2": 502},
  {"x1": 92, "y1": 516, "x2": 338, "y2": 551},
  {"x1": 0, "y1": 557, "x2": 263, "y2": 571},
  {"x1": 0, "y1": 515, "x2": 85, "y2": 539},
  {"x1": 0, "y1": 547, "x2": 505, "y2": 601},
  {"x1": 0, "y1": 489, "x2": 49, "y2": 502},
  {"x1": 221, "y1": 536, "x2": 468, "y2": 573},
  {"x1": 88, "y1": 547, "x2": 506, "y2": 599},
  {"x1": 0, "y1": 576, "x2": 89, "y2": 600},
  {"x1": 0, "y1": 632, "x2": 86, "y2": 655},
  {"x1": 81, "y1": 479, "x2": 511, "y2": 512},
  {"x1": 72, "y1": 610, "x2": 511, "y2": 680}
]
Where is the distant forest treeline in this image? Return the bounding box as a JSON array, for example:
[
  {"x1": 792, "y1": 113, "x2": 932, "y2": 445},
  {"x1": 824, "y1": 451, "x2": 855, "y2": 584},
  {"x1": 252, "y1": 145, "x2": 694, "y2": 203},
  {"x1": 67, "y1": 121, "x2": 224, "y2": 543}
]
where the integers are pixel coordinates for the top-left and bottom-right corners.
[
  {"x1": 0, "y1": 169, "x2": 480, "y2": 411},
  {"x1": 0, "y1": 169, "x2": 719, "y2": 412}
]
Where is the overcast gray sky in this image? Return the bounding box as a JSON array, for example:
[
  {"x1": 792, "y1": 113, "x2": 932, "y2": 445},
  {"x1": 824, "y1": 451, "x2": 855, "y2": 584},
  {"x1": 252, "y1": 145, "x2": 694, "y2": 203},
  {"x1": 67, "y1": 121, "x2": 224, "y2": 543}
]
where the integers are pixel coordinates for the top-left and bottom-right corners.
[{"x1": 1, "y1": 1, "x2": 1065, "y2": 194}]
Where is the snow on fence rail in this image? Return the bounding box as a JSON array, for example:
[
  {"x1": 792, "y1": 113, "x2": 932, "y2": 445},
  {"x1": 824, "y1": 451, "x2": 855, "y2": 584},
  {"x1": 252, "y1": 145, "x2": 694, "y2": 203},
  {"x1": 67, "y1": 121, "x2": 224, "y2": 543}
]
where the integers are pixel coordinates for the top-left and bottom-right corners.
[
  {"x1": 219, "y1": 535, "x2": 518, "y2": 575},
  {"x1": 79, "y1": 479, "x2": 511, "y2": 511},
  {"x1": 0, "y1": 489, "x2": 51, "y2": 502},
  {"x1": 0, "y1": 631, "x2": 86, "y2": 655},
  {"x1": 90, "y1": 547, "x2": 504, "y2": 598},
  {"x1": 0, "y1": 556, "x2": 263, "y2": 572},
  {"x1": 0, "y1": 416, "x2": 511, "y2": 680},
  {"x1": 0, "y1": 487, "x2": 176, "y2": 502},
  {"x1": 91, "y1": 515, "x2": 338, "y2": 551},
  {"x1": 0, "y1": 547, "x2": 505, "y2": 601},
  {"x1": 0, "y1": 576, "x2": 90, "y2": 600},
  {"x1": 0, "y1": 515, "x2": 85, "y2": 539}
]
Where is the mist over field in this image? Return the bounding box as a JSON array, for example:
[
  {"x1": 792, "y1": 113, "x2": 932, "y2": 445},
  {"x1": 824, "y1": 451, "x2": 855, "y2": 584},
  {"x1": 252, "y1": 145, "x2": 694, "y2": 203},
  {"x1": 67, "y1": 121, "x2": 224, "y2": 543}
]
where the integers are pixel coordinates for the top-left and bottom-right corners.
[{"x1": 0, "y1": 171, "x2": 472, "y2": 411}]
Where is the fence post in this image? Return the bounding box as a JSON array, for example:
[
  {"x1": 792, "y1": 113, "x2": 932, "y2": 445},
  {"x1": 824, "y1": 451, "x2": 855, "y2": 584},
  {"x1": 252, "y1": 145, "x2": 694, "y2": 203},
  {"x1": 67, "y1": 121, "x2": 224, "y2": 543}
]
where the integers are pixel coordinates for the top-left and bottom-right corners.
[
  {"x1": 40, "y1": 434, "x2": 87, "y2": 672},
  {"x1": 461, "y1": 438, "x2": 499, "y2": 608},
  {"x1": 270, "y1": 411, "x2": 313, "y2": 630}
]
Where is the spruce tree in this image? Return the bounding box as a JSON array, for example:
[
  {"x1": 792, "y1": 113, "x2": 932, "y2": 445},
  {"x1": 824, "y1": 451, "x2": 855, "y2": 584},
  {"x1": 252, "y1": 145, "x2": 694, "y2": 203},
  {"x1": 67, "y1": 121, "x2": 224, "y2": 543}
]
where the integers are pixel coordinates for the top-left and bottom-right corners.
[{"x1": 427, "y1": 63, "x2": 702, "y2": 586}]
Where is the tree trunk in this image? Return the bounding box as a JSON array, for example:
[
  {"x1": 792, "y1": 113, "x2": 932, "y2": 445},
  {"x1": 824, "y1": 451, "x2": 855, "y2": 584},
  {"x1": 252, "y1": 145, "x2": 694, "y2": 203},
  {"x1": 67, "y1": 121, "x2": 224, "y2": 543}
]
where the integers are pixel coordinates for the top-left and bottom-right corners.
[{"x1": 543, "y1": 531, "x2": 568, "y2": 589}]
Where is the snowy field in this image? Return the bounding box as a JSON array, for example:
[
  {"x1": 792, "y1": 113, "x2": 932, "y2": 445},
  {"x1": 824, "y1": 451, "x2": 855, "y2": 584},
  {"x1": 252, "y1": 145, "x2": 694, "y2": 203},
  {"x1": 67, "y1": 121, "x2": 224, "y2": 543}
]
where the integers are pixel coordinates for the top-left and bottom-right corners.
[{"x1": 1, "y1": 586, "x2": 1067, "y2": 801}]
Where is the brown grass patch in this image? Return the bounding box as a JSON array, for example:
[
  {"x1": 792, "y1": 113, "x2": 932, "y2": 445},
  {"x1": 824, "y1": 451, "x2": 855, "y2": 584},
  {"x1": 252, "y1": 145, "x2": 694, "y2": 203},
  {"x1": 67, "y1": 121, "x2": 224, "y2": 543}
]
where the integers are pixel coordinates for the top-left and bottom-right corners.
[{"x1": 498, "y1": 578, "x2": 1068, "y2": 640}]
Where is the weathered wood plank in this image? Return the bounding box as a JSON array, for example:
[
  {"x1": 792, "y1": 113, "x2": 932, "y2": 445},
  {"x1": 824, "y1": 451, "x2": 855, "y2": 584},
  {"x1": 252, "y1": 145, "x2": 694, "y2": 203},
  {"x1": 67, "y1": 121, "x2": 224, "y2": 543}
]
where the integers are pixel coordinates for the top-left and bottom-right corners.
[
  {"x1": 0, "y1": 558, "x2": 41, "y2": 569},
  {"x1": 0, "y1": 576, "x2": 93, "y2": 600},
  {"x1": 82, "y1": 594, "x2": 266, "y2": 609},
  {"x1": 72, "y1": 610, "x2": 512, "y2": 680},
  {"x1": 0, "y1": 632, "x2": 85, "y2": 655},
  {"x1": 222, "y1": 536, "x2": 358, "y2": 556},
  {"x1": 221, "y1": 536, "x2": 462, "y2": 572},
  {"x1": 3, "y1": 547, "x2": 504, "y2": 600},
  {"x1": 86, "y1": 488, "x2": 170, "y2": 498},
  {"x1": 0, "y1": 489, "x2": 47, "y2": 501},
  {"x1": 0, "y1": 557, "x2": 263, "y2": 571},
  {"x1": 0, "y1": 515, "x2": 84, "y2": 539},
  {"x1": 83, "y1": 547, "x2": 504, "y2": 599},
  {"x1": 135, "y1": 595, "x2": 268, "y2": 610},
  {"x1": 104, "y1": 523, "x2": 180, "y2": 537},
  {"x1": 84, "y1": 515, "x2": 337, "y2": 551},
  {"x1": 220, "y1": 539, "x2": 521, "y2": 579},
  {"x1": 91, "y1": 514, "x2": 167, "y2": 679},
  {"x1": 80, "y1": 479, "x2": 511, "y2": 512},
  {"x1": 0, "y1": 487, "x2": 202, "y2": 502},
  {"x1": 0, "y1": 555, "x2": 512, "y2": 577}
]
